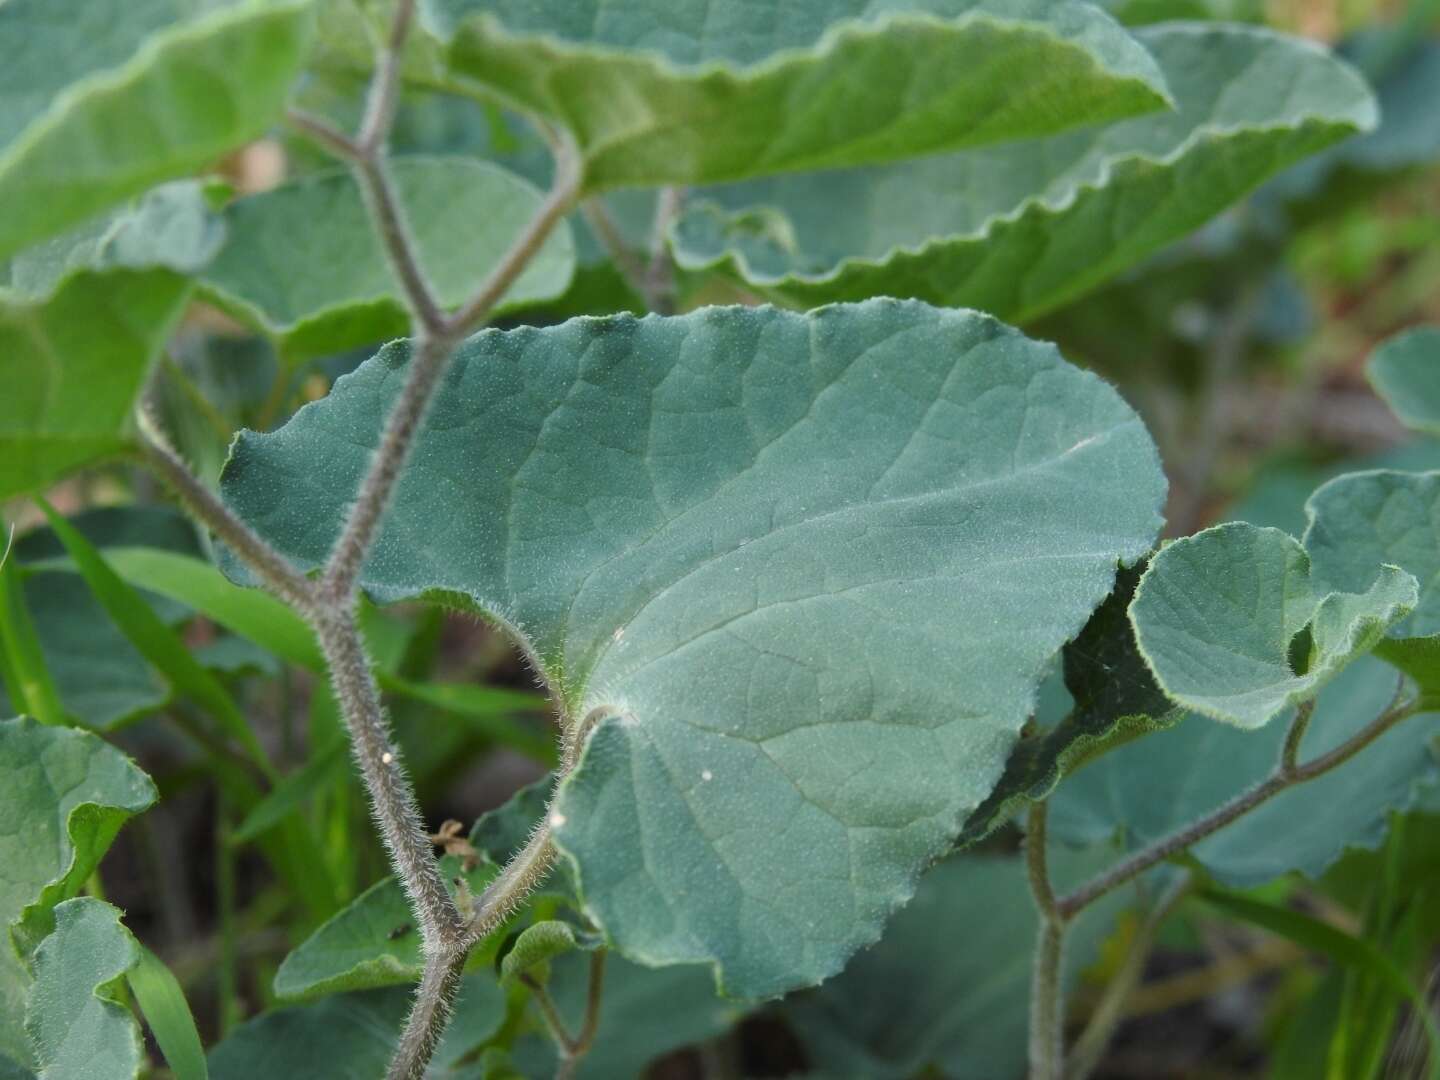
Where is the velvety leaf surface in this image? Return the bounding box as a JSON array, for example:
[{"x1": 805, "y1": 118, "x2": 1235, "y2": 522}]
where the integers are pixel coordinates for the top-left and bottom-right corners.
[
  {"x1": 1367, "y1": 327, "x2": 1440, "y2": 438},
  {"x1": 0, "y1": 269, "x2": 190, "y2": 499},
  {"x1": 25, "y1": 899, "x2": 142, "y2": 1080},
  {"x1": 0, "y1": 717, "x2": 156, "y2": 957},
  {"x1": 208, "y1": 976, "x2": 504, "y2": 1077},
  {"x1": 272, "y1": 856, "x2": 495, "y2": 1000},
  {"x1": 782, "y1": 846, "x2": 1133, "y2": 1080},
  {"x1": 201, "y1": 158, "x2": 576, "y2": 357},
  {"x1": 958, "y1": 563, "x2": 1181, "y2": 846},
  {"x1": 222, "y1": 300, "x2": 1165, "y2": 998},
  {"x1": 1051, "y1": 656, "x2": 1440, "y2": 886},
  {"x1": 510, "y1": 952, "x2": 748, "y2": 1079},
  {"x1": 433, "y1": 0, "x2": 1170, "y2": 190},
  {"x1": 7, "y1": 181, "x2": 226, "y2": 302},
  {"x1": 1130, "y1": 522, "x2": 1416, "y2": 729},
  {"x1": 669, "y1": 24, "x2": 1375, "y2": 322},
  {"x1": 0, "y1": 0, "x2": 312, "y2": 260}
]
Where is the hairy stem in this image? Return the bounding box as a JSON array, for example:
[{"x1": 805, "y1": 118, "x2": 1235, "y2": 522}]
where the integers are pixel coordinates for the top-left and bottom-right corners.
[
  {"x1": 1026, "y1": 803, "x2": 1067, "y2": 1080},
  {"x1": 1057, "y1": 689, "x2": 1417, "y2": 919},
  {"x1": 556, "y1": 949, "x2": 608, "y2": 1079},
  {"x1": 135, "y1": 405, "x2": 314, "y2": 611},
  {"x1": 387, "y1": 943, "x2": 469, "y2": 1080}
]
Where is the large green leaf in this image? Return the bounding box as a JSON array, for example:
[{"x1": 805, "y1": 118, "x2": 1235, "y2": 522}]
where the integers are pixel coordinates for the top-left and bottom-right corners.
[
  {"x1": 221, "y1": 300, "x2": 1166, "y2": 998},
  {"x1": 782, "y1": 845, "x2": 1133, "y2": 1080},
  {"x1": 24, "y1": 899, "x2": 142, "y2": 1080},
  {"x1": 958, "y1": 562, "x2": 1181, "y2": 846},
  {"x1": 1049, "y1": 656, "x2": 1440, "y2": 887},
  {"x1": 1367, "y1": 327, "x2": 1440, "y2": 438},
  {"x1": 207, "y1": 976, "x2": 503, "y2": 1077},
  {"x1": 0, "y1": 0, "x2": 312, "y2": 261},
  {"x1": 1130, "y1": 522, "x2": 1416, "y2": 730},
  {"x1": 432, "y1": 0, "x2": 1170, "y2": 191},
  {"x1": 669, "y1": 24, "x2": 1375, "y2": 323},
  {"x1": 201, "y1": 157, "x2": 576, "y2": 357},
  {"x1": 0, "y1": 269, "x2": 191, "y2": 499}
]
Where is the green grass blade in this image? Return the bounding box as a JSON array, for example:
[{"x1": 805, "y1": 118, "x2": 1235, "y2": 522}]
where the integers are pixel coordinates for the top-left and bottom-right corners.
[
  {"x1": 0, "y1": 538, "x2": 66, "y2": 725},
  {"x1": 1200, "y1": 887, "x2": 1440, "y2": 1079},
  {"x1": 127, "y1": 945, "x2": 208, "y2": 1080},
  {"x1": 36, "y1": 501, "x2": 274, "y2": 776},
  {"x1": 232, "y1": 738, "x2": 347, "y2": 845}
]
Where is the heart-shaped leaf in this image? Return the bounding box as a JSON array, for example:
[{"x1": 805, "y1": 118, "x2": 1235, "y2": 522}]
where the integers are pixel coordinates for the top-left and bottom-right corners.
[
  {"x1": 201, "y1": 158, "x2": 577, "y2": 358},
  {"x1": 432, "y1": 0, "x2": 1170, "y2": 190},
  {"x1": 222, "y1": 300, "x2": 1166, "y2": 997},
  {"x1": 670, "y1": 24, "x2": 1375, "y2": 323},
  {"x1": 0, "y1": 0, "x2": 313, "y2": 261},
  {"x1": 1367, "y1": 327, "x2": 1440, "y2": 438},
  {"x1": 1130, "y1": 522, "x2": 1416, "y2": 730},
  {"x1": 0, "y1": 269, "x2": 191, "y2": 500}
]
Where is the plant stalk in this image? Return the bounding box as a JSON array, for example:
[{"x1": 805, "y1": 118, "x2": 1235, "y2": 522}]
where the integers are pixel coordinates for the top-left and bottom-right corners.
[
  {"x1": 1026, "y1": 803, "x2": 1067, "y2": 1080},
  {"x1": 1057, "y1": 690, "x2": 1417, "y2": 920}
]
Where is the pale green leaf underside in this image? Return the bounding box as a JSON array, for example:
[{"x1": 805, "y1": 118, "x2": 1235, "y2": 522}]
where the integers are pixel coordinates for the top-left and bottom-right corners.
[
  {"x1": 25, "y1": 899, "x2": 142, "y2": 1080},
  {"x1": 670, "y1": 24, "x2": 1376, "y2": 323},
  {"x1": 201, "y1": 157, "x2": 576, "y2": 357},
  {"x1": 1305, "y1": 468, "x2": 1440, "y2": 700},
  {"x1": 784, "y1": 846, "x2": 1132, "y2": 1080},
  {"x1": 6, "y1": 181, "x2": 226, "y2": 303},
  {"x1": 1367, "y1": 327, "x2": 1440, "y2": 438},
  {"x1": 0, "y1": 269, "x2": 191, "y2": 500},
  {"x1": 0, "y1": 0, "x2": 312, "y2": 262},
  {"x1": 222, "y1": 300, "x2": 1166, "y2": 998},
  {"x1": 1051, "y1": 656, "x2": 1440, "y2": 886},
  {"x1": 433, "y1": 0, "x2": 1170, "y2": 190},
  {"x1": 1131, "y1": 522, "x2": 1415, "y2": 730}
]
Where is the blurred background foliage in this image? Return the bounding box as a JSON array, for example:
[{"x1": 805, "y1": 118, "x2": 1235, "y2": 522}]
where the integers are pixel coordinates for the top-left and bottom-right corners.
[{"x1": 3, "y1": 0, "x2": 1440, "y2": 1077}]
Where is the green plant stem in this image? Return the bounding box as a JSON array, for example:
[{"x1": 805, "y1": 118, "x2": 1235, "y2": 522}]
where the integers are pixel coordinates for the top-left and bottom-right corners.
[
  {"x1": 643, "y1": 185, "x2": 684, "y2": 314},
  {"x1": 1026, "y1": 802, "x2": 1067, "y2": 1080},
  {"x1": 525, "y1": 949, "x2": 609, "y2": 1080},
  {"x1": 1057, "y1": 690, "x2": 1417, "y2": 920},
  {"x1": 1066, "y1": 873, "x2": 1192, "y2": 1080}
]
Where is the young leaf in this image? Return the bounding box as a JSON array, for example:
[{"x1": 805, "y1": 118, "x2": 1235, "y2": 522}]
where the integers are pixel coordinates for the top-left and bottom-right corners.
[
  {"x1": 669, "y1": 24, "x2": 1377, "y2": 323},
  {"x1": 201, "y1": 158, "x2": 577, "y2": 358},
  {"x1": 207, "y1": 976, "x2": 504, "y2": 1077},
  {"x1": 1305, "y1": 469, "x2": 1440, "y2": 703},
  {"x1": 0, "y1": 0, "x2": 313, "y2": 260},
  {"x1": 432, "y1": 0, "x2": 1170, "y2": 190},
  {"x1": 1130, "y1": 522, "x2": 1416, "y2": 729},
  {"x1": 25, "y1": 899, "x2": 142, "y2": 1080},
  {"x1": 959, "y1": 562, "x2": 1182, "y2": 846},
  {"x1": 783, "y1": 845, "x2": 1134, "y2": 1080},
  {"x1": 0, "y1": 269, "x2": 191, "y2": 500},
  {"x1": 499, "y1": 920, "x2": 583, "y2": 986},
  {"x1": 272, "y1": 856, "x2": 496, "y2": 1001},
  {"x1": 221, "y1": 300, "x2": 1166, "y2": 998},
  {"x1": 1049, "y1": 657, "x2": 1440, "y2": 887},
  {"x1": 127, "y1": 945, "x2": 209, "y2": 1080},
  {"x1": 0, "y1": 718, "x2": 158, "y2": 956},
  {"x1": 1367, "y1": 327, "x2": 1440, "y2": 438}
]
